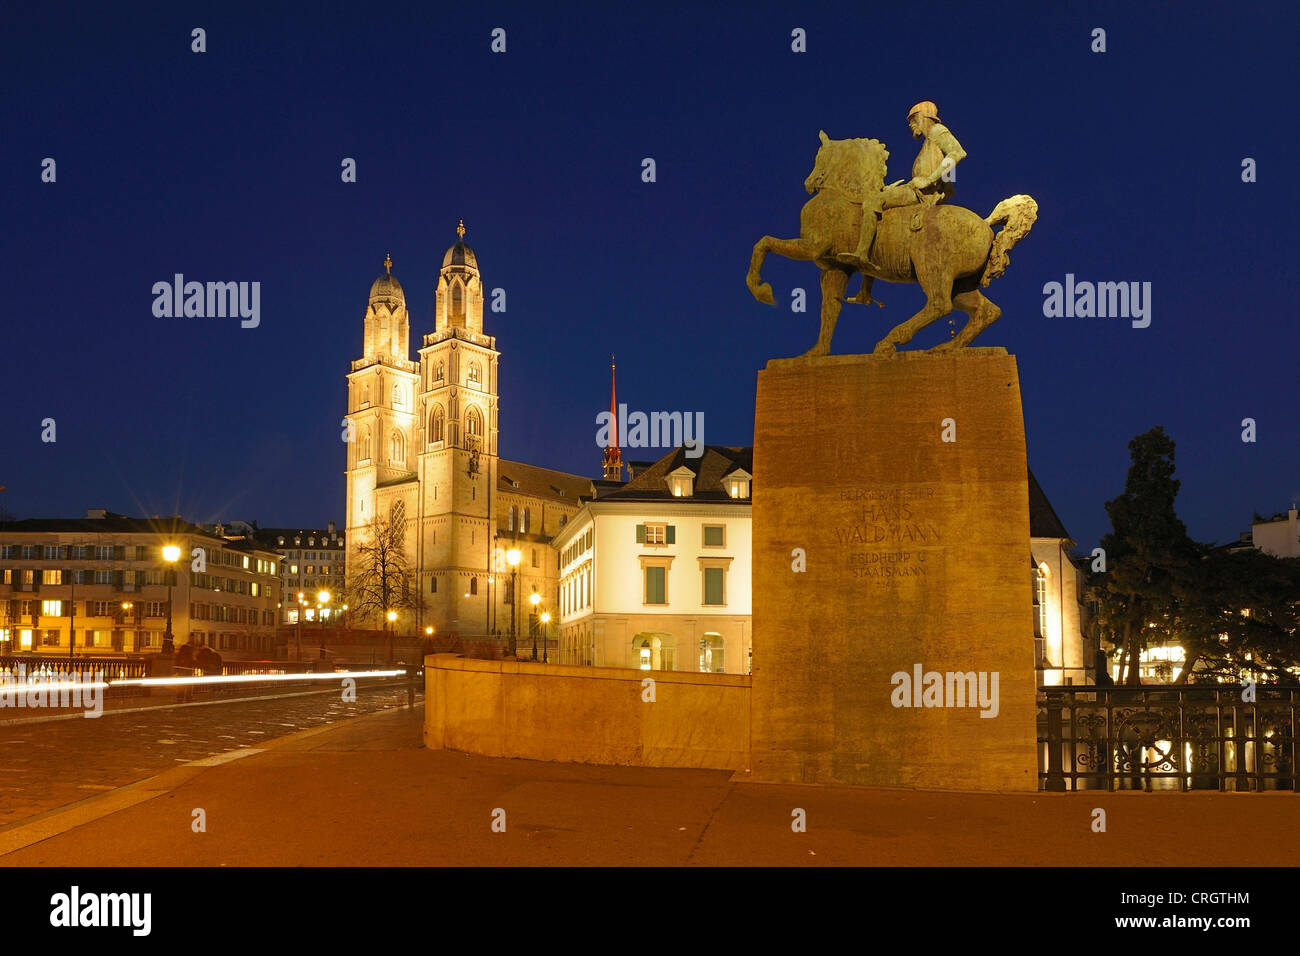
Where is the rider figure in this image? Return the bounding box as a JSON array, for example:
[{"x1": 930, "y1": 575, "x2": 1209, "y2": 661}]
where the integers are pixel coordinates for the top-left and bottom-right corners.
[{"x1": 840, "y1": 101, "x2": 966, "y2": 269}]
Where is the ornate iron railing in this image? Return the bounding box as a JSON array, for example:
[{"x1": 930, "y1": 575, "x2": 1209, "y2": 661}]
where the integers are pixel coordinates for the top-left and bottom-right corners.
[{"x1": 1039, "y1": 685, "x2": 1299, "y2": 792}]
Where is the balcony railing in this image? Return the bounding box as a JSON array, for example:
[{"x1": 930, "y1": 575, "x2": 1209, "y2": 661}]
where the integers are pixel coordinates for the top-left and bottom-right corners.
[{"x1": 1039, "y1": 684, "x2": 1299, "y2": 792}]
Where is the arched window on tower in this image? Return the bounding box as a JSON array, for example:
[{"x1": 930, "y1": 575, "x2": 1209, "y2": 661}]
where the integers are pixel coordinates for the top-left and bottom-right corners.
[
  {"x1": 390, "y1": 429, "x2": 405, "y2": 463},
  {"x1": 468, "y1": 361, "x2": 481, "y2": 387},
  {"x1": 360, "y1": 383, "x2": 370, "y2": 407},
  {"x1": 434, "y1": 361, "x2": 444, "y2": 383},
  {"x1": 429, "y1": 405, "x2": 445, "y2": 444},
  {"x1": 393, "y1": 384, "x2": 403, "y2": 408},
  {"x1": 465, "y1": 406, "x2": 483, "y2": 450},
  {"x1": 359, "y1": 427, "x2": 371, "y2": 462},
  {"x1": 451, "y1": 281, "x2": 464, "y2": 322}
]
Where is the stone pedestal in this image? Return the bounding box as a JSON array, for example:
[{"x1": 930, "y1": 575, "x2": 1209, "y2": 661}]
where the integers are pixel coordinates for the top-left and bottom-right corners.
[{"x1": 750, "y1": 348, "x2": 1037, "y2": 791}]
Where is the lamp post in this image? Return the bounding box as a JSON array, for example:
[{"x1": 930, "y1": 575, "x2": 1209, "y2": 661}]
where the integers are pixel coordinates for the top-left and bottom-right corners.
[
  {"x1": 529, "y1": 591, "x2": 541, "y2": 661},
  {"x1": 540, "y1": 610, "x2": 550, "y2": 664},
  {"x1": 386, "y1": 609, "x2": 397, "y2": 664},
  {"x1": 317, "y1": 590, "x2": 330, "y2": 658},
  {"x1": 295, "y1": 591, "x2": 305, "y2": 661},
  {"x1": 161, "y1": 544, "x2": 181, "y2": 655},
  {"x1": 121, "y1": 602, "x2": 134, "y2": 654},
  {"x1": 506, "y1": 548, "x2": 521, "y2": 657}
]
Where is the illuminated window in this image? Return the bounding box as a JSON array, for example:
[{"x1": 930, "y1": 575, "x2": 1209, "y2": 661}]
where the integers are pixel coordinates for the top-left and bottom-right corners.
[
  {"x1": 638, "y1": 524, "x2": 670, "y2": 546},
  {"x1": 19, "y1": 629, "x2": 33, "y2": 650},
  {"x1": 725, "y1": 474, "x2": 752, "y2": 499},
  {"x1": 1033, "y1": 565, "x2": 1047, "y2": 639},
  {"x1": 41, "y1": 600, "x2": 63, "y2": 616}
]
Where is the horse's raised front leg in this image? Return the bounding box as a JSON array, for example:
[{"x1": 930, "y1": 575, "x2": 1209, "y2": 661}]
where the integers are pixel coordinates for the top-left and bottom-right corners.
[{"x1": 747, "y1": 235, "x2": 832, "y2": 307}]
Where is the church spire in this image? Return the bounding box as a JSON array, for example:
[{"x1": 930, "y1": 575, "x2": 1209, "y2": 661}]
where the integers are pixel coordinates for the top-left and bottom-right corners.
[{"x1": 602, "y1": 355, "x2": 623, "y2": 481}]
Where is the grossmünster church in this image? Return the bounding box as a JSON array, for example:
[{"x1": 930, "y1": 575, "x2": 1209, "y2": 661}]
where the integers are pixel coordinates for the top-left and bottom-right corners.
[{"x1": 343, "y1": 224, "x2": 591, "y2": 645}]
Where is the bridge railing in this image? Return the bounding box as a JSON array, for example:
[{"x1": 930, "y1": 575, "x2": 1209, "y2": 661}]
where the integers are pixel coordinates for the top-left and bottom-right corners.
[{"x1": 1038, "y1": 684, "x2": 1299, "y2": 792}]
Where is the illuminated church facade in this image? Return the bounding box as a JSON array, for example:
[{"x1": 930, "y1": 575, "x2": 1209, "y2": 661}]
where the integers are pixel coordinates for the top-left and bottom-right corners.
[{"x1": 343, "y1": 224, "x2": 590, "y2": 647}]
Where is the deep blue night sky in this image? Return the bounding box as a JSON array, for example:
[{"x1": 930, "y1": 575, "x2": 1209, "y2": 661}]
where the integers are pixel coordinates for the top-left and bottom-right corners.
[{"x1": 2, "y1": 0, "x2": 1297, "y2": 555}]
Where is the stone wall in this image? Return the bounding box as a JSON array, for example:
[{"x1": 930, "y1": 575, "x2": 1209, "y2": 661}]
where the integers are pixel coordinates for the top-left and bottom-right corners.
[{"x1": 424, "y1": 654, "x2": 750, "y2": 771}]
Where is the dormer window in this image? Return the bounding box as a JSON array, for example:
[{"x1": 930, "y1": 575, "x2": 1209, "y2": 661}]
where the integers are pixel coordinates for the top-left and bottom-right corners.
[
  {"x1": 724, "y1": 469, "x2": 752, "y2": 499},
  {"x1": 667, "y1": 465, "x2": 695, "y2": 498}
]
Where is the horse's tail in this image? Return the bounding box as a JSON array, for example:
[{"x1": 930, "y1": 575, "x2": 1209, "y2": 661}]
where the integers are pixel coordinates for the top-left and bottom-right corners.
[{"x1": 980, "y1": 194, "x2": 1038, "y2": 288}]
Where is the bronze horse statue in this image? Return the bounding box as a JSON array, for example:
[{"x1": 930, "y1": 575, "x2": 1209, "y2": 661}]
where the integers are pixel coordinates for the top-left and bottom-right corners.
[{"x1": 747, "y1": 131, "x2": 1038, "y2": 356}]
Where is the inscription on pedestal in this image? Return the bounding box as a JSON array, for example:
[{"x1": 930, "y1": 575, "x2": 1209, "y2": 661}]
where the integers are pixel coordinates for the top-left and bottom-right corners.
[{"x1": 833, "y1": 488, "x2": 941, "y2": 581}]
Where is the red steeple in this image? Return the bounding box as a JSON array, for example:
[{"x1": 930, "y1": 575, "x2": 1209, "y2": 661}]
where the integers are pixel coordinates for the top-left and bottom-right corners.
[{"x1": 602, "y1": 355, "x2": 623, "y2": 481}]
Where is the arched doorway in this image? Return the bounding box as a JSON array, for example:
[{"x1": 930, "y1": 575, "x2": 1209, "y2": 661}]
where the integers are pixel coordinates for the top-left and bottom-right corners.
[
  {"x1": 632, "y1": 631, "x2": 676, "y2": 671},
  {"x1": 699, "y1": 632, "x2": 725, "y2": 673}
]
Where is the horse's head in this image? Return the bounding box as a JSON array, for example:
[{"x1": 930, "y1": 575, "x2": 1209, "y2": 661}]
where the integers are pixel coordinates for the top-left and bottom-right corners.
[{"x1": 804, "y1": 130, "x2": 889, "y2": 202}]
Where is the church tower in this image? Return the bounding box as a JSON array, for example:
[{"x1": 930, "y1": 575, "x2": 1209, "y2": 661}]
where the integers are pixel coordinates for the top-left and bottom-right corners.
[
  {"x1": 415, "y1": 222, "x2": 500, "y2": 637},
  {"x1": 344, "y1": 256, "x2": 420, "y2": 598}
]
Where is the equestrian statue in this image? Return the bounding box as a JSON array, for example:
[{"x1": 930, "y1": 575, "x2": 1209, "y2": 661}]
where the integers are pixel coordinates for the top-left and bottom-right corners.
[{"x1": 746, "y1": 101, "x2": 1038, "y2": 357}]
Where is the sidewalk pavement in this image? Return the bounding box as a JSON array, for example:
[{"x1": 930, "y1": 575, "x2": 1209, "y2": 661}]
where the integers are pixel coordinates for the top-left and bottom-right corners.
[{"x1": 2, "y1": 703, "x2": 1297, "y2": 866}]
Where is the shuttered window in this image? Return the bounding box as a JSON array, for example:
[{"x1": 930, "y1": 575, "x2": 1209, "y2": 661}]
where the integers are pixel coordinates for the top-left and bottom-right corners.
[
  {"x1": 703, "y1": 567, "x2": 724, "y2": 606},
  {"x1": 645, "y1": 567, "x2": 666, "y2": 605}
]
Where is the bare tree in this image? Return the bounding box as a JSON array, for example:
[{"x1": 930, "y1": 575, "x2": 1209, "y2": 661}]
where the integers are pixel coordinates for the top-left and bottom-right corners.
[{"x1": 345, "y1": 513, "x2": 416, "y2": 662}]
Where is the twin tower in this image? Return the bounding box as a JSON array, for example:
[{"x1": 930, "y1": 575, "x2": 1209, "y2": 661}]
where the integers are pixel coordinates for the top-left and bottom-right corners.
[{"x1": 343, "y1": 223, "x2": 501, "y2": 634}]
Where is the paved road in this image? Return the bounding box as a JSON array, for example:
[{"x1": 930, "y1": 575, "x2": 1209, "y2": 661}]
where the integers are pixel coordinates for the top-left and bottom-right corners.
[
  {"x1": 4, "y1": 703, "x2": 1297, "y2": 868},
  {"x1": 0, "y1": 681, "x2": 420, "y2": 828}
]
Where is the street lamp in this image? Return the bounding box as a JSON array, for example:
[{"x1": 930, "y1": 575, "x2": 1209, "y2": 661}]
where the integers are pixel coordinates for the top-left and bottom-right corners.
[
  {"x1": 386, "y1": 608, "x2": 397, "y2": 664},
  {"x1": 540, "y1": 610, "x2": 550, "y2": 664},
  {"x1": 121, "y1": 602, "x2": 134, "y2": 653},
  {"x1": 506, "y1": 548, "x2": 521, "y2": 657},
  {"x1": 317, "y1": 590, "x2": 330, "y2": 658},
  {"x1": 161, "y1": 544, "x2": 181, "y2": 655},
  {"x1": 295, "y1": 591, "x2": 306, "y2": 661},
  {"x1": 529, "y1": 590, "x2": 541, "y2": 661}
]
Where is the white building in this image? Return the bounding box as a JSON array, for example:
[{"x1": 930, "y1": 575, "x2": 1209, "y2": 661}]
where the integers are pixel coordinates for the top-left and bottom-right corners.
[
  {"x1": 1029, "y1": 472, "x2": 1092, "y2": 686},
  {"x1": 1248, "y1": 506, "x2": 1299, "y2": 558},
  {"x1": 552, "y1": 446, "x2": 753, "y2": 673}
]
